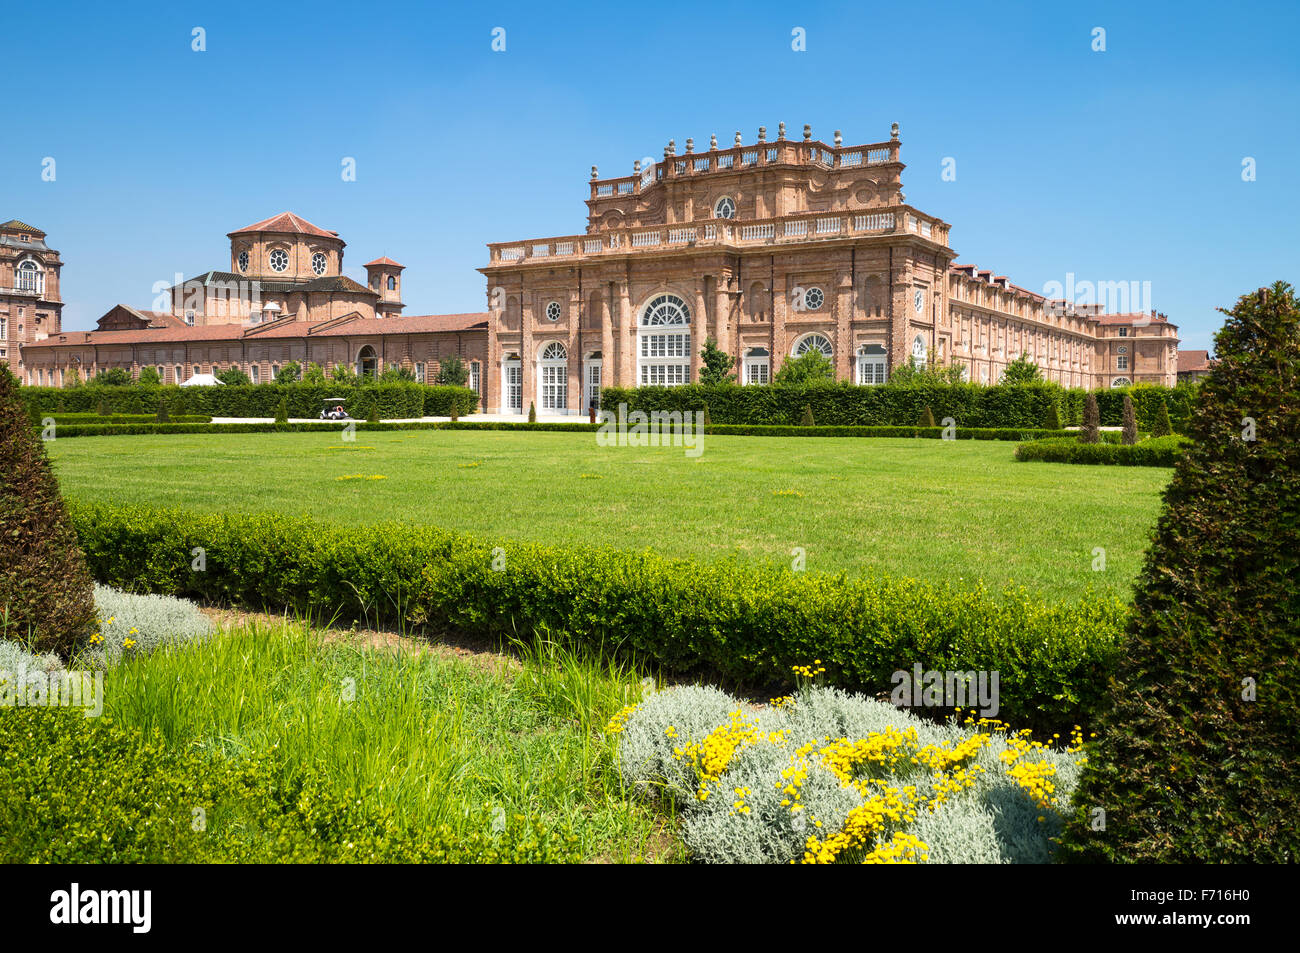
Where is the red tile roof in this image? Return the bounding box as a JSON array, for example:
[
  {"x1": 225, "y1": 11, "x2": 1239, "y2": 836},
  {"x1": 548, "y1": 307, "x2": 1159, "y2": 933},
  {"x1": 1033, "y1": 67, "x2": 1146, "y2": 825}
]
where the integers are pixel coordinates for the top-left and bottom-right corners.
[
  {"x1": 228, "y1": 212, "x2": 338, "y2": 239},
  {"x1": 1178, "y1": 349, "x2": 1213, "y2": 372},
  {"x1": 1095, "y1": 312, "x2": 1168, "y2": 325},
  {"x1": 24, "y1": 312, "x2": 490, "y2": 348},
  {"x1": 364, "y1": 256, "x2": 405, "y2": 269}
]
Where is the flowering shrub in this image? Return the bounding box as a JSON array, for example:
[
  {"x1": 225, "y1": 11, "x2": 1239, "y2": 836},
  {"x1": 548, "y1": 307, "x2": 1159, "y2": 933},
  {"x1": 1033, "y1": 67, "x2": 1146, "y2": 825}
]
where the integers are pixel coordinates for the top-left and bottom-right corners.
[
  {"x1": 87, "y1": 585, "x2": 212, "y2": 664},
  {"x1": 609, "y1": 683, "x2": 1087, "y2": 864}
]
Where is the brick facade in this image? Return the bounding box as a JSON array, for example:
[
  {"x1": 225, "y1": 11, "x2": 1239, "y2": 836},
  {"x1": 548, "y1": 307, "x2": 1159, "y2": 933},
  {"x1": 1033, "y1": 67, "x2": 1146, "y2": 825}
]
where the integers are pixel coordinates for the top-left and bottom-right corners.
[{"x1": 14, "y1": 127, "x2": 1188, "y2": 410}]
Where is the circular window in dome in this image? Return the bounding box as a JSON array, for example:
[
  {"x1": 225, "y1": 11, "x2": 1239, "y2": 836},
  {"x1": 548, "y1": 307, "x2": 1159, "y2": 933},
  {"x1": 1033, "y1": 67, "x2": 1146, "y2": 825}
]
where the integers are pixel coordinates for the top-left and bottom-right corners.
[
  {"x1": 312, "y1": 253, "x2": 327, "y2": 276},
  {"x1": 237, "y1": 251, "x2": 249, "y2": 272},
  {"x1": 269, "y1": 249, "x2": 289, "y2": 273},
  {"x1": 545, "y1": 301, "x2": 561, "y2": 322}
]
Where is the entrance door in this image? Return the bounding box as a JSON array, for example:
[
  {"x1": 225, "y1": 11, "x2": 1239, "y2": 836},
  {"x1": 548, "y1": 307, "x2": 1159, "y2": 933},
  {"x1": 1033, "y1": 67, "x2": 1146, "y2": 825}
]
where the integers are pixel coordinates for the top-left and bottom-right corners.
[
  {"x1": 503, "y1": 359, "x2": 522, "y2": 412},
  {"x1": 584, "y1": 358, "x2": 602, "y2": 414}
]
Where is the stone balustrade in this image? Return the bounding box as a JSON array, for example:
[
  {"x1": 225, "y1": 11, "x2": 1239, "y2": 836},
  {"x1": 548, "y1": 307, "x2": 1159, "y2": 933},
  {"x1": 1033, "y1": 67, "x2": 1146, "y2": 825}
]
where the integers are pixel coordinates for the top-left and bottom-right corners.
[
  {"x1": 486, "y1": 205, "x2": 946, "y2": 265},
  {"x1": 588, "y1": 137, "x2": 901, "y2": 201}
]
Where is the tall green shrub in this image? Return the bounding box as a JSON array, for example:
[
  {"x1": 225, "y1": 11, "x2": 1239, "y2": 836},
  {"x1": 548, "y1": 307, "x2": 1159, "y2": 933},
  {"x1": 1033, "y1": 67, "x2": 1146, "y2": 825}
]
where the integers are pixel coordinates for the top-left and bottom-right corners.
[
  {"x1": 1120, "y1": 394, "x2": 1138, "y2": 445},
  {"x1": 0, "y1": 366, "x2": 96, "y2": 656},
  {"x1": 1043, "y1": 401, "x2": 1061, "y2": 431},
  {"x1": 919, "y1": 405, "x2": 936, "y2": 428},
  {"x1": 275, "y1": 396, "x2": 289, "y2": 424},
  {"x1": 1080, "y1": 394, "x2": 1101, "y2": 444},
  {"x1": 800, "y1": 404, "x2": 815, "y2": 427},
  {"x1": 1062, "y1": 281, "x2": 1300, "y2": 863},
  {"x1": 1151, "y1": 401, "x2": 1173, "y2": 437}
]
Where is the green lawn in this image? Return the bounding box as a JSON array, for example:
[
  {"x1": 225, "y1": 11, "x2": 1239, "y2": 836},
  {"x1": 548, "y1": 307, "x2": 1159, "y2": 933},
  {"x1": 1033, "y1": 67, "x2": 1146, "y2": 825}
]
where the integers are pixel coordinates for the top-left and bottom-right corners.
[{"x1": 47, "y1": 431, "x2": 1172, "y2": 602}]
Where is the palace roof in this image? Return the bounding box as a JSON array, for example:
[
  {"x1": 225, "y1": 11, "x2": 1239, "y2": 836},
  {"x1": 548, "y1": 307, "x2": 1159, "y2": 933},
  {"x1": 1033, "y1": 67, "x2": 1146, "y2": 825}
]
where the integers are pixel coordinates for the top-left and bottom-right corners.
[
  {"x1": 227, "y1": 212, "x2": 339, "y2": 239},
  {"x1": 24, "y1": 311, "x2": 490, "y2": 348}
]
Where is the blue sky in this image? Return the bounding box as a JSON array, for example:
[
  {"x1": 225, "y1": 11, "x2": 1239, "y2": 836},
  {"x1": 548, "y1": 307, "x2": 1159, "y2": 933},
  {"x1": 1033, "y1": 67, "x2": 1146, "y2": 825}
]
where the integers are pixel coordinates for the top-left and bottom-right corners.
[{"x1": 6, "y1": 0, "x2": 1297, "y2": 352}]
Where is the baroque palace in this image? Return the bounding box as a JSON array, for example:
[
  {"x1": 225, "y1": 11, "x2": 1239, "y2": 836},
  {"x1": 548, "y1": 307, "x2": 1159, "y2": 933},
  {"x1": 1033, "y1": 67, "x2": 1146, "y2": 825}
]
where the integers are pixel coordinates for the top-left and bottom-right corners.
[{"x1": 12, "y1": 123, "x2": 1183, "y2": 413}]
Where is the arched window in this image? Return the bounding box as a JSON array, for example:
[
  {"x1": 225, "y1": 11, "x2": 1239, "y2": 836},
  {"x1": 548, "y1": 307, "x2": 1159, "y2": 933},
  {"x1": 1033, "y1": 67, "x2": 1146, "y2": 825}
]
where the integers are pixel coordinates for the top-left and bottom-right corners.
[
  {"x1": 856, "y1": 343, "x2": 887, "y2": 385},
  {"x1": 1110, "y1": 377, "x2": 1130, "y2": 388},
  {"x1": 387, "y1": 276, "x2": 396, "y2": 291},
  {"x1": 539, "y1": 341, "x2": 567, "y2": 410},
  {"x1": 638, "y1": 293, "x2": 691, "y2": 386},
  {"x1": 17, "y1": 260, "x2": 42, "y2": 294},
  {"x1": 356, "y1": 345, "x2": 378, "y2": 378},
  {"x1": 743, "y1": 346, "x2": 770, "y2": 385},
  {"x1": 911, "y1": 334, "x2": 927, "y2": 370},
  {"x1": 793, "y1": 333, "x2": 832, "y2": 358}
]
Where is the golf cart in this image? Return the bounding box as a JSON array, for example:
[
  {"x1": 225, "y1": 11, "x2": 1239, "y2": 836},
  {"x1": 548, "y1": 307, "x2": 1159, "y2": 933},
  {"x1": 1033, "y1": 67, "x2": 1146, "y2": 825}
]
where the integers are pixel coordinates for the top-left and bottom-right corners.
[{"x1": 320, "y1": 398, "x2": 351, "y2": 421}]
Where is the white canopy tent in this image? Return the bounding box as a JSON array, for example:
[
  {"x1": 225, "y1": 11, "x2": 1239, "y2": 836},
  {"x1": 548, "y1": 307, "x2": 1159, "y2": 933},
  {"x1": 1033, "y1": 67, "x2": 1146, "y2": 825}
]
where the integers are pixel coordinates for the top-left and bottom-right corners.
[{"x1": 179, "y1": 373, "x2": 223, "y2": 387}]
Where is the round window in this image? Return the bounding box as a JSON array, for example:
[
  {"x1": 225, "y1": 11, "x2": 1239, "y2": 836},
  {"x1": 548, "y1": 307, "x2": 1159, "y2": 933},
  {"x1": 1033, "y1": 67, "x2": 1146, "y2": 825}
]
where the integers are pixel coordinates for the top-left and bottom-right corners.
[
  {"x1": 237, "y1": 251, "x2": 249, "y2": 272},
  {"x1": 714, "y1": 196, "x2": 736, "y2": 219},
  {"x1": 545, "y1": 301, "x2": 561, "y2": 322},
  {"x1": 312, "y1": 253, "x2": 327, "y2": 276},
  {"x1": 914, "y1": 288, "x2": 925, "y2": 314},
  {"x1": 269, "y1": 249, "x2": 289, "y2": 272},
  {"x1": 803, "y1": 287, "x2": 824, "y2": 311}
]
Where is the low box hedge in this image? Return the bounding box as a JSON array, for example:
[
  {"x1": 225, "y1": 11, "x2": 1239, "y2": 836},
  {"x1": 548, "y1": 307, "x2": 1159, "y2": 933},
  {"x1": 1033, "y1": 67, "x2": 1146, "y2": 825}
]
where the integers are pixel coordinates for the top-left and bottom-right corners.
[
  {"x1": 601, "y1": 381, "x2": 1199, "y2": 432},
  {"x1": 19, "y1": 382, "x2": 479, "y2": 420},
  {"x1": 1014, "y1": 435, "x2": 1188, "y2": 467},
  {"x1": 43, "y1": 413, "x2": 210, "y2": 424},
  {"x1": 68, "y1": 500, "x2": 1127, "y2": 733}
]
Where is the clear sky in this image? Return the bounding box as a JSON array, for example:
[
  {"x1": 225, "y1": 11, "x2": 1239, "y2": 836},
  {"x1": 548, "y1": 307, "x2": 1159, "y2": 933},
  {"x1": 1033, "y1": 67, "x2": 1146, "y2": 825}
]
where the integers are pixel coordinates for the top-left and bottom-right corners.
[{"x1": 6, "y1": 0, "x2": 1297, "y2": 352}]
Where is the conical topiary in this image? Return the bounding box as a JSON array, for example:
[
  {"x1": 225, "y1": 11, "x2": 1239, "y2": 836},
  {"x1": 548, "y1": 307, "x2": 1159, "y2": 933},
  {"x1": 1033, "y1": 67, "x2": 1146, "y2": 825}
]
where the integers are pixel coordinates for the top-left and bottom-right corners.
[
  {"x1": 1043, "y1": 401, "x2": 1061, "y2": 431},
  {"x1": 919, "y1": 405, "x2": 936, "y2": 428},
  {"x1": 0, "y1": 364, "x2": 96, "y2": 657},
  {"x1": 1061, "y1": 281, "x2": 1300, "y2": 863},
  {"x1": 274, "y1": 395, "x2": 288, "y2": 425},
  {"x1": 1080, "y1": 393, "x2": 1100, "y2": 443},
  {"x1": 1121, "y1": 394, "x2": 1138, "y2": 445},
  {"x1": 527, "y1": 402, "x2": 536, "y2": 423},
  {"x1": 156, "y1": 396, "x2": 171, "y2": 423},
  {"x1": 1151, "y1": 400, "x2": 1173, "y2": 437},
  {"x1": 367, "y1": 395, "x2": 380, "y2": 424},
  {"x1": 702, "y1": 402, "x2": 712, "y2": 428},
  {"x1": 800, "y1": 404, "x2": 815, "y2": 427}
]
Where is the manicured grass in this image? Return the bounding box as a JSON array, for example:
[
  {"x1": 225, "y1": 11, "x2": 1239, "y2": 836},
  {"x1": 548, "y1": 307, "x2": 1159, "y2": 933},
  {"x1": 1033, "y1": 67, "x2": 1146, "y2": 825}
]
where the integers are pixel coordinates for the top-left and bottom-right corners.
[
  {"x1": 47, "y1": 431, "x2": 1171, "y2": 601},
  {"x1": 100, "y1": 620, "x2": 678, "y2": 863}
]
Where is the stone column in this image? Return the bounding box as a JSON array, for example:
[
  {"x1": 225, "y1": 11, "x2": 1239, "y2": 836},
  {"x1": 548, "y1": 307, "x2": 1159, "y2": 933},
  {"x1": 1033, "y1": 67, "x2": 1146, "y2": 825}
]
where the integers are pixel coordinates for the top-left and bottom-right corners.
[
  {"x1": 692, "y1": 278, "x2": 707, "y2": 382},
  {"x1": 714, "y1": 277, "x2": 731, "y2": 365},
  {"x1": 836, "y1": 269, "x2": 853, "y2": 381},
  {"x1": 520, "y1": 293, "x2": 535, "y2": 416},
  {"x1": 618, "y1": 280, "x2": 633, "y2": 387}
]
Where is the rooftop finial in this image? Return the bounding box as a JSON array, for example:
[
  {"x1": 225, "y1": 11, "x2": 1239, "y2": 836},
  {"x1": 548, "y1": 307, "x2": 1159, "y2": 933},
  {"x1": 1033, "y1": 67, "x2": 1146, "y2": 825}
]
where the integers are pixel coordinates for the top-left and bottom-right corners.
[
  {"x1": 891, "y1": 121, "x2": 900, "y2": 139},
  {"x1": 734, "y1": 130, "x2": 742, "y2": 146},
  {"x1": 758, "y1": 126, "x2": 767, "y2": 142},
  {"x1": 685, "y1": 137, "x2": 694, "y2": 153},
  {"x1": 803, "y1": 123, "x2": 812, "y2": 141},
  {"x1": 633, "y1": 159, "x2": 641, "y2": 173},
  {"x1": 834, "y1": 129, "x2": 842, "y2": 147},
  {"x1": 778, "y1": 121, "x2": 786, "y2": 139},
  {"x1": 591, "y1": 165, "x2": 598, "y2": 180},
  {"x1": 668, "y1": 139, "x2": 676, "y2": 155},
  {"x1": 710, "y1": 133, "x2": 717, "y2": 149}
]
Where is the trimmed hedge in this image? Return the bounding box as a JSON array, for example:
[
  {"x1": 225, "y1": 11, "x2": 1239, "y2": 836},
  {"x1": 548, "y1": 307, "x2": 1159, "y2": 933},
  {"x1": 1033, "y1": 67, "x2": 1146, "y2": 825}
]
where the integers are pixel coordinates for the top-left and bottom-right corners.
[
  {"x1": 602, "y1": 381, "x2": 1199, "y2": 433},
  {"x1": 1014, "y1": 435, "x2": 1188, "y2": 467},
  {"x1": 41, "y1": 421, "x2": 604, "y2": 438},
  {"x1": 18, "y1": 382, "x2": 479, "y2": 420},
  {"x1": 43, "y1": 413, "x2": 210, "y2": 424},
  {"x1": 0, "y1": 707, "x2": 579, "y2": 864},
  {"x1": 39, "y1": 420, "x2": 1130, "y2": 441},
  {"x1": 68, "y1": 500, "x2": 1127, "y2": 733}
]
